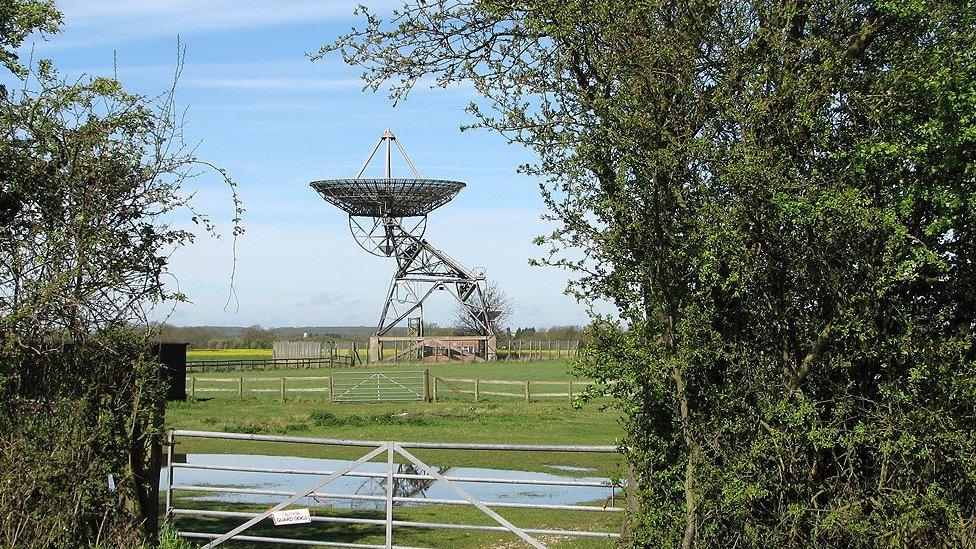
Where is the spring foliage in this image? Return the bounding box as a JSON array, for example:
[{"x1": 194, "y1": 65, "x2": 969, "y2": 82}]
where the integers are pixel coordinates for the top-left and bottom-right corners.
[
  {"x1": 323, "y1": 1, "x2": 976, "y2": 546},
  {"x1": 0, "y1": 2, "x2": 240, "y2": 545}
]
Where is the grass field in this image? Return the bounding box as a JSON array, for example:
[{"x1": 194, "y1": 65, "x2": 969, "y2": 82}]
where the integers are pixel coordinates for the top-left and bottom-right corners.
[
  {"x1": 167, "y1": 355, "x2": 624, "y2": 547},
  {"x1": 169, "y1": 500, "x2": 621, "y2": 548}
]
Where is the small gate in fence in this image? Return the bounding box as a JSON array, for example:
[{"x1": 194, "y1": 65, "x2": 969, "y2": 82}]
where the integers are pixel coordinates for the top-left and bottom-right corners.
[
  {"x1": 330, "y1": 370, "x2": 429, "y2": 402},
  {"x1": 165, "y1": 430, "x2": 623, "y2": 548}
]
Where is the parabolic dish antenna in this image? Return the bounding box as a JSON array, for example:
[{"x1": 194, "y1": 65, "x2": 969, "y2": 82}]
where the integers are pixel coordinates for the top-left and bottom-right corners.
[
  {"x1": 311, "y1": 178, "x2": 464, "y2": 219},
  {"x1": 311, "y1": 129, "x2": 495, "y2": 340}
]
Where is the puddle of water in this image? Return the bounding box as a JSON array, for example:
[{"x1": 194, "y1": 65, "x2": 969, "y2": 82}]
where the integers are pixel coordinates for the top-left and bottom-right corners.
[
  {"x1": 163, "y1": 454, "x2": 613, "y2": 510},
  {"x1": 544, "y1": 464, "x2": 597, "y2": 473}
]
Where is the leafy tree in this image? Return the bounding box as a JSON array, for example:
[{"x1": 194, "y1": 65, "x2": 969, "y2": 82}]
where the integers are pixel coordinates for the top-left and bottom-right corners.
[
  {"x1": 321, "y1": 1, "x2": 976, "y2": 546},
  {"x1": 240, "y1": 324, "x2": 273, "y2": 348},
  {"x1": 0, "y1": 8, "x2": 241, "y2": 546},
  {"x1": 0, "y1": 0, "x2": 60, "y2": 75},
  {"x1": 153, "y1": 324, "x2": 226, "y2": 348}
]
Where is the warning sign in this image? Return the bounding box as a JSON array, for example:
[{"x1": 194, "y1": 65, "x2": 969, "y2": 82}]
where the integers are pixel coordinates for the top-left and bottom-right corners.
[{"x1": 270, "y1": 508, "x2": 312, "y2": 526}]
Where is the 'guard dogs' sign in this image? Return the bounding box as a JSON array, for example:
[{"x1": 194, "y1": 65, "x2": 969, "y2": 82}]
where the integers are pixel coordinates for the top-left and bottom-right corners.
[{"x1": 271, "y1": 508, "x2": 311, "y2": 526}]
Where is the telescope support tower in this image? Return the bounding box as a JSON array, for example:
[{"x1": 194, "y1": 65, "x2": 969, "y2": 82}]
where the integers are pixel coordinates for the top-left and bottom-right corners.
[{"x1": 375, "y1": 218, "x2": 493, "y2": 337}]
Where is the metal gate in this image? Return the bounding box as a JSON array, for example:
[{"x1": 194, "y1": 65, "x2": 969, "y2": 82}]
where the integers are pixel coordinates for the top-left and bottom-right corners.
[
  {"x1": 330, "y1": 370, "x2": 427, "y2": 402},
  {"x1": 165, "y1": 430, "x2": 623, "y2": 548}
]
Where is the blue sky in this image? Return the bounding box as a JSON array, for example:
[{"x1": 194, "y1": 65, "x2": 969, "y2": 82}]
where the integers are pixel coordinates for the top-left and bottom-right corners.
[{"x1": 23, "y1": 0, "x2": 593, "y2": 329}]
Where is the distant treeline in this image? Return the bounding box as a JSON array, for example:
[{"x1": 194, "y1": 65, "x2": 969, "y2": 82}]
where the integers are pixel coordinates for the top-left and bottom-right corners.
[
  {"x1": 152, "y1": 324, "x2": 353, "y2": 349},
  {"x1": 152, "y1": 323, "x2": 585, "y2": 349}
]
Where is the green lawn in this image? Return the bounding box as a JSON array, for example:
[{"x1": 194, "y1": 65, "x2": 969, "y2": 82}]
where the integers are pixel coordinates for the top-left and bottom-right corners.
[
  {"x1": 166, "y1": 358, "x2": 624, "y2": 547},
  {"x1": 168, "y1": 500, "x2": 622, "y2": 548},
  {"x1": 166, "y1": 397, "x2": 623, "y2": 476}
]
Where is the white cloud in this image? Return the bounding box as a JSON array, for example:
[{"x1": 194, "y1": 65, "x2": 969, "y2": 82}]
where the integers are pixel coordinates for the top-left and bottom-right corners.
[{"x1": 54, "y1": 1, "x2": 389, "y2": 40}]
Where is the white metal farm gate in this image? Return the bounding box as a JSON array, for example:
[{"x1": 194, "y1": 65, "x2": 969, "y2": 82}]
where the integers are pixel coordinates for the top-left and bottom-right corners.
[
  {"x1": 330, "y1": 370, "x2": 428, "y2": 402},
  {"x1": 165, "y1": 430, "x2": 623, "y2": 548}
]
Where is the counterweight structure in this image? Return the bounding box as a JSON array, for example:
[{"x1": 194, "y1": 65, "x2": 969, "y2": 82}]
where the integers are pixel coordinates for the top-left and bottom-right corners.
[{"x1": 311, "y1": 130, "x2": 496, "y2": 360}]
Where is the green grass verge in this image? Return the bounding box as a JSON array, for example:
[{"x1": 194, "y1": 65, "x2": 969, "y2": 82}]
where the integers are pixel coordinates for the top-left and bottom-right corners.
[
  {"x1": 167, "y1": 500, "x2": 622, "y2": 548},
  {"x1": 166, "y1": 397, "x2": 624, "y2": 476},
  {"x1": 171, "y1": 360, "x2": 620, "y2": 472}
]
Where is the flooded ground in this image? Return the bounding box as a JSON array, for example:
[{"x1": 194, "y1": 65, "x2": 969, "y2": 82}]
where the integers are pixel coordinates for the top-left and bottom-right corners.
[{"x1": 164, "y1": 453, "x2": 616, "y2": 510}]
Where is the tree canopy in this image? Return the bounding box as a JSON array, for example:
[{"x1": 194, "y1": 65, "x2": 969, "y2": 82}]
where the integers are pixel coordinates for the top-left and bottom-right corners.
[
  {"x1": 322, "y1": 1, "x2": 976, "y2": 546},
  {"x1": 0, "y1": 0, "x2": 59, "y2": 75},
  {"x1": 0, "y1": 5, "x2": 241, "y2": 545}
]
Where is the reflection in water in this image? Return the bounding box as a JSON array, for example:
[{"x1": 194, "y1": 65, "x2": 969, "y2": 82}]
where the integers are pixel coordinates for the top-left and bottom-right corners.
[
  {"x1": 164, "y1": 454, "x2": 613, "y2": 511},
  {"x1": 332, "y1": 463, "x2": 452, "y2": 510}
]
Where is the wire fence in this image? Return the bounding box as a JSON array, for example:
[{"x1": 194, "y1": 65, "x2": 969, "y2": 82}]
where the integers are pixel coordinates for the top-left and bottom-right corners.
[{"x1": 186, "y1": 355, "x2": 355, "y2": 372}]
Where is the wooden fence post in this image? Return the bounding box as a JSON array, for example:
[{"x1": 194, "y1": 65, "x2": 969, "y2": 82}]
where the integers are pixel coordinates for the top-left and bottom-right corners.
[
  {"x1": 279, "y1": 377, "x2": 285, "y2": 402},
  {"x1": 238, "y1": 376, "x2": 243, "y2": 396},
  {"x1": 190, "y1": 376, "x2": 195, "y2": 398},
  {"x1": 423, "y1": 369, "x2": 430, "y2": 402},
  {"x1": 475, "y1": 379, "x2": 480, "y2": 402},
  {"x1": 524, "y1": 380, "x2": 530, "y2": 402},
  {"x1": 328, "y1": 375, "x2": 334, "y2": 401}
]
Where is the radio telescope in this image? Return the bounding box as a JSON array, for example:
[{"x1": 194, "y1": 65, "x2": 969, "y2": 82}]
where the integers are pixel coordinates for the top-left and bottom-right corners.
[{"x1": 311, "y1": 129, "x2": 496, "y2": 353}]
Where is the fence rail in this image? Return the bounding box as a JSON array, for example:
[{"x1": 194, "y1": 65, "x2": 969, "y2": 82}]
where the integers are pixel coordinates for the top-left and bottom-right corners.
[
  {"x1": 496, "y1": 339, "x2": 580, "y2": 361},
  {"x1": 186, "y1": 373, "x2": 595, "y2": 405},
  {"x1": 274, "y1": 340, "x2": 363, "y2": 366},
  {"x1": 165, "y1": 430, "x2": 622, "y2": 548},
  {"x1": 433, "y1": 376, "x2": 594, "y2": 403},
  {"x1": 373, "y1": 339, "x2": 581, "y2": 363},
  {"x1": 186, "y1": 355, "x2": 354, "y2": 372},
  {"x1": 186, "y1": 375, "x2": 332, "y2": 399}
]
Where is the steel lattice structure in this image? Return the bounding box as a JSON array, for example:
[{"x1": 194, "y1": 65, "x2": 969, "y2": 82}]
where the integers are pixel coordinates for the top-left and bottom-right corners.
[{"x1": 311, "y1": 129, "x2": 495, "y2": 337}]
